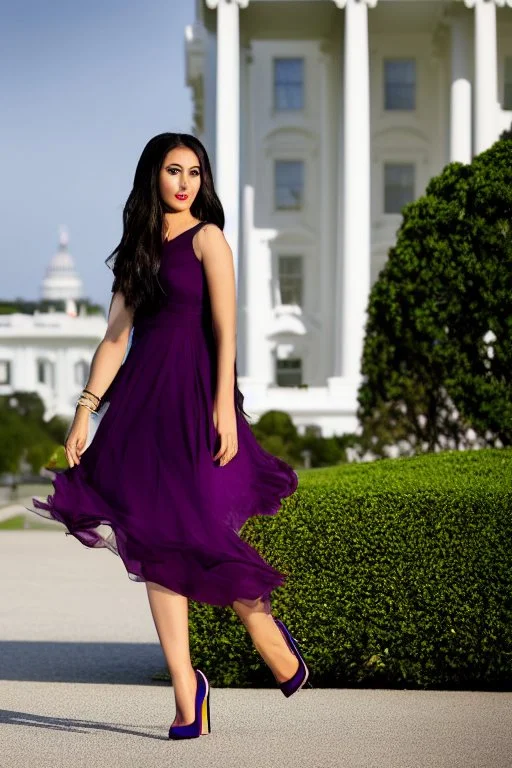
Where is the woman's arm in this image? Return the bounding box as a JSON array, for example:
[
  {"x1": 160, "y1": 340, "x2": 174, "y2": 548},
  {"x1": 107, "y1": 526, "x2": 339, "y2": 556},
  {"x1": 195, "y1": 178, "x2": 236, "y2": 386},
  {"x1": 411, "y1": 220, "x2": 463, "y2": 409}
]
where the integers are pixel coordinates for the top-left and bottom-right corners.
[
  {"x1": 66, "y1": 291, "x2": 134, "y2": 467},
  {"x1": 198, "y1": 224, "x2": 238, "y2": 466},
  {"x1": 82, "y1": 291, "x2": 135, "y2": 401}
]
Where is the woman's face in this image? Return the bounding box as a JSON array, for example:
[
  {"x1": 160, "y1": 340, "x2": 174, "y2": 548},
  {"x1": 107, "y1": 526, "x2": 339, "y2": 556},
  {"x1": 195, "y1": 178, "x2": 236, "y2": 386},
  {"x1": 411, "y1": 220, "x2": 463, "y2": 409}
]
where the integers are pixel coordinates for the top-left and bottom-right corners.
[{"x1": 159, "y1": 146, "x2": 202, "y2": 214}]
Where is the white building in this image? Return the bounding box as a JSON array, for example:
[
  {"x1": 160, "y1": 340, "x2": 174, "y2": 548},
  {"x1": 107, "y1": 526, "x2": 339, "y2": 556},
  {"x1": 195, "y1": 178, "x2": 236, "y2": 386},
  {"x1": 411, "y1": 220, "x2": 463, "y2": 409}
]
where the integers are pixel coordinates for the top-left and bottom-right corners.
[
  {"x1": 0, "y1": 229, "x2": 107, "y2": 420},
  {"x1": 41, "y1": 228, "x2": 84, "y2": 301},
  {"x1": 185, "y1": 0, "x2": 512, "y2": 436}
]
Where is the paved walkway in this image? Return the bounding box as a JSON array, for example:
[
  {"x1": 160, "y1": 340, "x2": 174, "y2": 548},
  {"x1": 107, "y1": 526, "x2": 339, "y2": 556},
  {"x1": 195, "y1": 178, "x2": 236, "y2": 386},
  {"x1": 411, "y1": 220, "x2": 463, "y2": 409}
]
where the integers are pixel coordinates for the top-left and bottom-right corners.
[
  {"x1": 0, "y1": 499, "x2": 37, "y2": 523},
  {"x1": 1, "y1": 531, "x2": 511, "y2": 768}
]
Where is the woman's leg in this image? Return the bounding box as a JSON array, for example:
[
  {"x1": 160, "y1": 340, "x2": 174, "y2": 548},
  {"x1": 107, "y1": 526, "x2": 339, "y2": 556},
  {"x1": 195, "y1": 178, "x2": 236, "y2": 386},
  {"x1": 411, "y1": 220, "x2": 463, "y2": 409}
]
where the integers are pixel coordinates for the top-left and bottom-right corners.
[
  {"x1": 232, "y1": 597, "x2": 299, "y2": 683},
  {"x1": 145, "y1": 581, "x2": 197, "y2": 726}
]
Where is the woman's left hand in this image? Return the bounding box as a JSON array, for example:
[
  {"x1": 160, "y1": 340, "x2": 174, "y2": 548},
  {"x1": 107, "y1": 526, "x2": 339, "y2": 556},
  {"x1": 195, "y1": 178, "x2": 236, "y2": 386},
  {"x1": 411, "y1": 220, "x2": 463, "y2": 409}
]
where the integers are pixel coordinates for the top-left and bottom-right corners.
[{"x1": 212, "y1": 403, "x2": 238, "y2": 466}]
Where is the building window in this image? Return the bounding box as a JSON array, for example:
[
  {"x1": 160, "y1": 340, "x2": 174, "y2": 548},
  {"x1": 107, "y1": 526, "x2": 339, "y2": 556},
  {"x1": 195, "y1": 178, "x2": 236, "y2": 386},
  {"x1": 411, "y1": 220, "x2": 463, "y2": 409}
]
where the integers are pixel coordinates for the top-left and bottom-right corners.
[
  {"x1": 275, "y1": 160, "x2": 304, "y2": 210},
  {"x1": 274, "y1": 57, "x2": 304, "y2": 110},
  {"x1": 37, "y1": 358, "x2": 55, "y2": 388},
  {"x1": 505, "y1": 57, "x2": 512, "y2": 110},
  {"x1": 384, "y1": 59, "x2": 416, "y2": 110},
  {"x1": 384, "y1": 163, "x2": 415, "y2": 214},
  {"x1": 278, "y1": 255, "x2": 303, "y2": 306},
  {"x1": 74, "y1": 360, "x2": 89, "y2": 387},
  {"x1": 276, "y1": 357, "x2": 302, "y2": 387},
  {"x1": 0, "y1": 360, "x2": 11, "y2": 385}
]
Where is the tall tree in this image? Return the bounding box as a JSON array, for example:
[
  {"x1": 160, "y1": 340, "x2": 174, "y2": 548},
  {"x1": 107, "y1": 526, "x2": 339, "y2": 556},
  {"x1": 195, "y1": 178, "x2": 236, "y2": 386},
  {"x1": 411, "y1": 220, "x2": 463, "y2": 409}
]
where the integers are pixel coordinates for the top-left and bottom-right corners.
[{"x1": 357, "y1": 137, "x2": 512, "y2": 455}]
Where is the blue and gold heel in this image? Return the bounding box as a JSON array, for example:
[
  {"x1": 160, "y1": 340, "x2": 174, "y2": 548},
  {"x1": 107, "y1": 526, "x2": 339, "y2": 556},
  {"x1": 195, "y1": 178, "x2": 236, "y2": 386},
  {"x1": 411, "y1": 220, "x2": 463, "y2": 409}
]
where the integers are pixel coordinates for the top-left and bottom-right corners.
[{"x1": 168, "y1": 668, "x2": 211, "y2": 739}]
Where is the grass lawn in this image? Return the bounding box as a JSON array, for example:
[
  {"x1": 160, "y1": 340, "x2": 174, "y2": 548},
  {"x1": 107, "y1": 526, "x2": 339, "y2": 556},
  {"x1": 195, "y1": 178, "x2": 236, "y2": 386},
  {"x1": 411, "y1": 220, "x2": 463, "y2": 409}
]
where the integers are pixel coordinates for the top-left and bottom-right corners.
[{"x1": 0, "y1": 513, "x2": 59, "y2": 531}]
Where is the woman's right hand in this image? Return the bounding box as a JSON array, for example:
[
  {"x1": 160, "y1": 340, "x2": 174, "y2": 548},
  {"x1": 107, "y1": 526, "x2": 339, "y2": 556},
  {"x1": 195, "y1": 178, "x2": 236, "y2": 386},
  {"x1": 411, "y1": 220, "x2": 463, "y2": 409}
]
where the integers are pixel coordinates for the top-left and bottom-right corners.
[{"x1": 65, "y1": 407, "x2": 91, "y2": 467}]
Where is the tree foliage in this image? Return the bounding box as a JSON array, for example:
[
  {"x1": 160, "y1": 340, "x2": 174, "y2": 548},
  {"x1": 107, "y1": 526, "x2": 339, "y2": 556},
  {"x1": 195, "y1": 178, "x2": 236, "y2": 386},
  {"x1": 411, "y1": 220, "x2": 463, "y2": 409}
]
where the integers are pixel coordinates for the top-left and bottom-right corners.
[
  {"x1": 357, "y1": 137, "x2": 512, "y2": 455},
  {"x1": 0, "y1": 392, "x2": 66, "y2": 475},
  {"x1": 251, "y1": 410, "x2": 348, "y2": 468}
]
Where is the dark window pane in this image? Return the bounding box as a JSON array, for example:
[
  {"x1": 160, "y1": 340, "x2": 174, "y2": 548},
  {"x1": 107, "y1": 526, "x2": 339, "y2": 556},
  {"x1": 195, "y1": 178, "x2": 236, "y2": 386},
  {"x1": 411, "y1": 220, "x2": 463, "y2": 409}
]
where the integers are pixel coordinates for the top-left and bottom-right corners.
[
  {"x1": 505, "y1": 57, "x2": 512, "y2": 110},
  {"x1": 0, "y1": 360, "x2": 11, "y2": 385},
  {"x1": 276, "y1": 357, "x2": 302, "y2": 387},
  {"x1": 278, "y1": 255, "x2": 303, "y2": 305},
  {"x1": 384, "y1": 59, "x2": 416, "y2": 110},
  {"x1": 274, "y1": 58, "x2": 304, "y2": 110},
  {"x1": 74, "y1": 360, "x2": 89, "y2": 387},
  {"x1": 384, "y1": 163, "x2": 415, "y2": 213},
  {"x1": 37, "y1": 359, "x2": 55, "y2": 388},
  {"x1": 275, "y1": 160, "x2": 304, "y2": 210}
]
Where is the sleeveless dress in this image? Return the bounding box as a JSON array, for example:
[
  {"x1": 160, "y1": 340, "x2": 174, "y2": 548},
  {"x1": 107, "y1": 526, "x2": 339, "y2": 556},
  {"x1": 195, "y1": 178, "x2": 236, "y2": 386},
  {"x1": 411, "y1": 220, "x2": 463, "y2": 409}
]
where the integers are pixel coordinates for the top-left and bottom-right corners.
[{"x1": 29, "y1": 221, "x2": 298, "y2": 610}]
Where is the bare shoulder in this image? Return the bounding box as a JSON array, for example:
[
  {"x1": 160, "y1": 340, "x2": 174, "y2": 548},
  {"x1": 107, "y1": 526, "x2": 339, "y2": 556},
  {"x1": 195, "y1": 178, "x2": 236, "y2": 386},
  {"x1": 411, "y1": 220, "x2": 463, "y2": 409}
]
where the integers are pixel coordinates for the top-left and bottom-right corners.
[{"x1": 192, "y1": 223, "x2": 230, "y2": 263}]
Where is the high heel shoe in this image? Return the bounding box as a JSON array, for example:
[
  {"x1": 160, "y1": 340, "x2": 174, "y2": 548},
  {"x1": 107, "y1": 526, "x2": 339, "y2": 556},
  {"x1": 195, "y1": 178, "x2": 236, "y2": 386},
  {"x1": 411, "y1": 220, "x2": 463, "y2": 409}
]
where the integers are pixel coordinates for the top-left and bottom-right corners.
[
  {"x1": 273, "y1": 618, "x2": 310, "y2": 697},
  {"x1": 168, "y1": 668, "x2": 211, "y2": 740}
]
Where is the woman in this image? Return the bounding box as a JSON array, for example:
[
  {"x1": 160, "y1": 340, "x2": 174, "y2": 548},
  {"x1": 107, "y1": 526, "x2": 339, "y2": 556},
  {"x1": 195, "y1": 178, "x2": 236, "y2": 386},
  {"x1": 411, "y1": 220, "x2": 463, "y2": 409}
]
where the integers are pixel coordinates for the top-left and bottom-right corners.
[{"x1": 30, "y1": 133, "x2": 309, "y2": 740}]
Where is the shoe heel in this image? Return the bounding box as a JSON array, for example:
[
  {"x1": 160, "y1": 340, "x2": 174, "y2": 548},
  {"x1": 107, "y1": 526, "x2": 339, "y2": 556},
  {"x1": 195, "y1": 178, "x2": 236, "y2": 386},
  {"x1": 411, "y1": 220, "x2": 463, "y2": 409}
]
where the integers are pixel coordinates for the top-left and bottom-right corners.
[
  {"x1": 201, "y1": 689, "x2": 211, "y2": 735},
  {"x1": 168, "y1": 668, "x2": 211, "y2": 740}
]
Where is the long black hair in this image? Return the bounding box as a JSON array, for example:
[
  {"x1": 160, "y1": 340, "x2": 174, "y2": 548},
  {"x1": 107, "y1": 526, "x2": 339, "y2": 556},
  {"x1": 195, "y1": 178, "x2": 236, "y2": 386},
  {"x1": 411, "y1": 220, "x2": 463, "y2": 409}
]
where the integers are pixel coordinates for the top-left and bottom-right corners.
[
  {"x1": 106, "y1": 132, "x2": 224, "y2": 316},
  {"x1": 106, "y1": 132, "x2": 250, "y2": 421}
]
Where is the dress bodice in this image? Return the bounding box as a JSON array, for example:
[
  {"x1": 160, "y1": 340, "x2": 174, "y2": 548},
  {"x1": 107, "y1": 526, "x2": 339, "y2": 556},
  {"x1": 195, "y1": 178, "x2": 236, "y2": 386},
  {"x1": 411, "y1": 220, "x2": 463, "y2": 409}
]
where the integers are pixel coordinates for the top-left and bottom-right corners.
[
  {"x1": 158, "y1": 221, "x2": 208, "y2": 311},
  {"x1": 134, "y1": 221, "x2": 212, "y2": 333}
]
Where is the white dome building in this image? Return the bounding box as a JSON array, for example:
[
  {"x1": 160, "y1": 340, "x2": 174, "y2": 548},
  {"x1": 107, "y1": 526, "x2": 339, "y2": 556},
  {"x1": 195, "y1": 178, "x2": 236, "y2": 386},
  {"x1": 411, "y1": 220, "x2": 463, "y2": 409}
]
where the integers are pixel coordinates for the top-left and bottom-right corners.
[
  {"x1": 0, "y1": 227, "x2": 107, "y2": 420},
  {"x1": 41, "y1": 227, "x2": 83, "y2": 301}
]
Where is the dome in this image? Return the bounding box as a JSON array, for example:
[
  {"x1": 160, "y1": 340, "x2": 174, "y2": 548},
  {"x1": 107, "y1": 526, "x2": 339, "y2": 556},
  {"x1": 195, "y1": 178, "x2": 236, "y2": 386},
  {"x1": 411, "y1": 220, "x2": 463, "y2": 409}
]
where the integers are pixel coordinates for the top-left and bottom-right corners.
[{"x1": 41, "y1": 227, "x2": 84, "y2": 301}]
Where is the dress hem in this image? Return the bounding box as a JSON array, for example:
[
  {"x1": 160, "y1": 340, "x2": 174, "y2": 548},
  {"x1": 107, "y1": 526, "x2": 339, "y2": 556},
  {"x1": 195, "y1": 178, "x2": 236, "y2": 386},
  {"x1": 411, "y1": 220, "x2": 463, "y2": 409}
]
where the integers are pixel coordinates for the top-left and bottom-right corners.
[{"x1": 26, "y1": 479, "x2": 289, "y2": 612}]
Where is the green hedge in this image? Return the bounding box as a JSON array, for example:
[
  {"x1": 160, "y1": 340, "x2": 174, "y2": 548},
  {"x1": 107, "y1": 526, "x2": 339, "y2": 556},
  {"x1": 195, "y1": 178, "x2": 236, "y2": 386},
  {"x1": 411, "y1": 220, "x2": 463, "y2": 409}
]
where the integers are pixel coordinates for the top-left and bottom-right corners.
[{"x1": 188, "y1": 448, "x2": 512, "y2": 689}]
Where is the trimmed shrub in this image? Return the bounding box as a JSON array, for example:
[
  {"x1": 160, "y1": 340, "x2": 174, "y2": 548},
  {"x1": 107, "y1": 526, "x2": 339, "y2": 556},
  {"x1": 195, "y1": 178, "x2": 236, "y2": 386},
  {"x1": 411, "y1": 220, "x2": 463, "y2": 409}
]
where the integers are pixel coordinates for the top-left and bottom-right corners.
[{"x1": 188, "y1": 448, "x2": 512, "y2": 689}]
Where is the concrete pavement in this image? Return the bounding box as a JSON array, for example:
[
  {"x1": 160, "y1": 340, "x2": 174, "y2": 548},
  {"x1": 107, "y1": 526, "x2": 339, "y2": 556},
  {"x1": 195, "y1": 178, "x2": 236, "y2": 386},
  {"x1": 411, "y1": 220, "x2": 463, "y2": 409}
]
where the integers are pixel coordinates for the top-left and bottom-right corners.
[{"x1": 1, "y1": 530, "x2": 511, "y2": 768}]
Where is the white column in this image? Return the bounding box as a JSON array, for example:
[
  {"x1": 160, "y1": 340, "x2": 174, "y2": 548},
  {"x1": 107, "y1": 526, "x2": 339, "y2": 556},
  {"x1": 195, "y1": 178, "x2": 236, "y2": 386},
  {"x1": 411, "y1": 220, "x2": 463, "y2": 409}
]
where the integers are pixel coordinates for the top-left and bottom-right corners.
[
  {"x1": 56, "y1": 347, "x2": 69, "y2": 418},
  {"x1": 243, "y1": 184, "x2": 271, "y2": 382},
  {"x1": 244, "y1": 184, "x2": 275, "y2": 380},
  {"x1": 465, "y1": 0, "x2": 498, "y2": 155},
  {"x1": 450, "y1": 13, "x2": 472, "y2": 163},
  {"x1": 237, "y1": 183, "x2": 274, "y2": 409},
  {"x1": 319, "y1": 40, "x2": 336, "y2": 384},
  {"x1": 332, "y1": 0, "x2": 374, "y2": 386},
  {"x1": 206, "y1": 0, "x2": 248, "y2": 293}
]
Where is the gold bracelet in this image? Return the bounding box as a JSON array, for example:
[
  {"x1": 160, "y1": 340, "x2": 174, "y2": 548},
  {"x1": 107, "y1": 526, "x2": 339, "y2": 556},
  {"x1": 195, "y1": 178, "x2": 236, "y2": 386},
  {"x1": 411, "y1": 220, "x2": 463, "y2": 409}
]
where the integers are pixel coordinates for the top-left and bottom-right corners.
[
  {"x1": 76, "y1": 398, "x2": 97, "y2": 413},
  {"x1": 78, "y1": 393, "x2": 97, "y2": 405},
  {"x1": 82, "y1": 388, "x2": 101, "y2": 403},
  {"x1": 79, "y1": 393, "x2": 99, "y2": 407},
  {"x1": 76, "y1": 402, "x2": 95, "y2": 413}
]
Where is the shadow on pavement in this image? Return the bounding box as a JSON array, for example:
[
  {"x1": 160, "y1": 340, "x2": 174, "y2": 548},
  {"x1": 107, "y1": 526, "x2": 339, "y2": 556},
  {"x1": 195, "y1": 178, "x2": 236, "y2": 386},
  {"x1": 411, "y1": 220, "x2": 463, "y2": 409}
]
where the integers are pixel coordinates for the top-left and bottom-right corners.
[
  {"x1": 0, "y1": 641, "x2": 167, "y2": 685},
  {"x1": 0, "y1": 709, "x2": 167, "y2": 740}
]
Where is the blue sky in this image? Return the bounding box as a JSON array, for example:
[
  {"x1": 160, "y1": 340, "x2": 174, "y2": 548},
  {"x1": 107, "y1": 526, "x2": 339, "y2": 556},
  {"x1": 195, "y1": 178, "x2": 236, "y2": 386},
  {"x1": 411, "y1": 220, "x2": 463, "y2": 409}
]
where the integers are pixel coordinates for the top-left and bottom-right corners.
[{"x1": 1, "y1": 0, "x2": 196, "y2": 309}]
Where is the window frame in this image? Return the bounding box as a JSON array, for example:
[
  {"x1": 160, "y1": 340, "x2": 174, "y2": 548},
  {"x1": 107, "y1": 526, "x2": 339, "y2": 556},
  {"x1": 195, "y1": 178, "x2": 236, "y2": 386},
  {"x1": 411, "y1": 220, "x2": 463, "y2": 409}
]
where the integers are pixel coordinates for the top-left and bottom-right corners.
[
  {"x1": 36, "y1": 357, "x2": 55, "y2": 388},
  {"x1": 275, "y1": 356, "x2": 303, "y2": 387},
  {"x1": 0, "y1": 359, "x2": 11, "y2": 385},
  {"x1": 273, "y1": 56, "x2": 305, "y2": 111},
  {"x1": 383, "y1": 161, "x2": 416, "y2": 215},
  {"x1": 277, "y1": 254, "x2": 304, "y2": 307},
  {"x1": 383, "y1": 58, "x2": 416, "y2": 111},
  {"x1": 74, "y1": 359, "x2": 90, "y2": 387},
  {"x1": 274, "y1": 159, "x2": 304, "y2": 211},
  {"x1": 504, "y1": 56, "x2": 512, "y2": 111}
]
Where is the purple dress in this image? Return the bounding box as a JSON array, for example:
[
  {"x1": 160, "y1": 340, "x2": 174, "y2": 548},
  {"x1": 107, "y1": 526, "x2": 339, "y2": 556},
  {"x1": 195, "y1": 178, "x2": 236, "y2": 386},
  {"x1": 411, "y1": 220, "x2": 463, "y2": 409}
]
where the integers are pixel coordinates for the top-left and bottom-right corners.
[{"x1": 30, "y1": 221, "x2": 298, "y2": 609}]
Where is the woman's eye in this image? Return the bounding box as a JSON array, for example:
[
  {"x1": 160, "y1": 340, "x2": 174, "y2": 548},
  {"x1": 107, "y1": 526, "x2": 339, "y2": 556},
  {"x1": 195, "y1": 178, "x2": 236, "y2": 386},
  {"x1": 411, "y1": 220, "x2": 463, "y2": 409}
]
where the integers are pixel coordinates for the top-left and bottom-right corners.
[{"x1": 167, "y1": 168, "x2": 200, "y2": 176}]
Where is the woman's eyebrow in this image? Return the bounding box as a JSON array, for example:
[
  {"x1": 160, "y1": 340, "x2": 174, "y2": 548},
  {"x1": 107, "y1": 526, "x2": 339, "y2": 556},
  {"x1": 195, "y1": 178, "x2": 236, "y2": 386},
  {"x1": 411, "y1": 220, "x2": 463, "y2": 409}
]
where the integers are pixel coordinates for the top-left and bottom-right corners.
[{"x1": 168, "y1": 163, "x2": 200, "y2": 169}]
